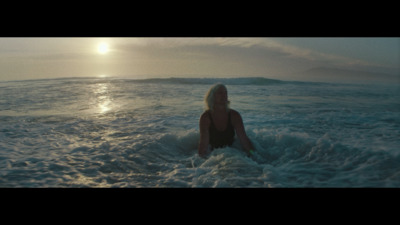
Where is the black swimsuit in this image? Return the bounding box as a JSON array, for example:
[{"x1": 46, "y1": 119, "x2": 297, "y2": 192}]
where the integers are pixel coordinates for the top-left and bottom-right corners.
[{"x1": 209, "y1": 110, "x2": 235, "y2": 149}]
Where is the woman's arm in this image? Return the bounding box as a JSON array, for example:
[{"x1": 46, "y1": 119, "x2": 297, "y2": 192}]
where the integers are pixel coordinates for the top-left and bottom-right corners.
[
  {"x1": 198, "y1": 112, "x2": 210, "y2": 158},
  {"x1": 231, "y1": 110, "x2": 255, "y2": 156}
]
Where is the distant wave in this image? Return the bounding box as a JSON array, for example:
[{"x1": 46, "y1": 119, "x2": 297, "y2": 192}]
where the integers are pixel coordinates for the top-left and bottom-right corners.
[
  {"x1": 1, "y1": 76, "x2": 347, "y2": 87},
  {"x1": 119, "y1": 76, "x2": 382, "y2": 87},
  {"x1": 0, "y1": 76, "x2": 284, "y2": 85},
  {"x1": 130, "y1": 77, "x2": 285, "y2": 86}
]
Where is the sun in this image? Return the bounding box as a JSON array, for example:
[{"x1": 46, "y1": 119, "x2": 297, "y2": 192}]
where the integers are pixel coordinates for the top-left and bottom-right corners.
[{"x1": 97, "y1": 42, "x2": 109, "y2": 54}]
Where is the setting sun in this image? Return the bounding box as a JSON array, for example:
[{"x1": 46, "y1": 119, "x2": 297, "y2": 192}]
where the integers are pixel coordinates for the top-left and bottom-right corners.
[{"x1": 97, "y1": 42, "x2": 109, "y2": 54}]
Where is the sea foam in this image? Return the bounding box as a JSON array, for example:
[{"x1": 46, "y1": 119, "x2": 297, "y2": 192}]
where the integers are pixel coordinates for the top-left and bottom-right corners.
[{"x1": 0, "y1": 77, "x2": 399, "y2": 187}]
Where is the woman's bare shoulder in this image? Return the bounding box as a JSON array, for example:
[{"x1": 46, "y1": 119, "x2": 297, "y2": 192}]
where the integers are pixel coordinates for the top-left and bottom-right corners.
[
  {"x1": 230, "y1": 109, "x2": 244, "y2": 126},
  {"x1": 199, "y1": 111, "x2": 211, "y2": 129},
  {"x1": 230, "y1": 109, "x2": 242, "y2": 118},
  {"x1": 200, "y1": 110, "x2": 211, "y2": 122}
]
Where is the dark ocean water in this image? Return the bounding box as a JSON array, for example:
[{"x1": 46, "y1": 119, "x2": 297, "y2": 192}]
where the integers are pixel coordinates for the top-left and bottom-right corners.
[{"x1": 0, "y1": 77, "x2": 399, "y2": 187}]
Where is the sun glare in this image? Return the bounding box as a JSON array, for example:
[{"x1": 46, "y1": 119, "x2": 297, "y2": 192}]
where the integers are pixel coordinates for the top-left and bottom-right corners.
[{"x1": 97, "y1": 42, "x2": 109, "y2": 54}]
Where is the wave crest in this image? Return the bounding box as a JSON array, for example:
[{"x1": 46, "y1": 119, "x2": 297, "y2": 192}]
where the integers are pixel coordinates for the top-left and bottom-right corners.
[{"x1": 131, "y1": 77, "x2": 284, "y2": 86}]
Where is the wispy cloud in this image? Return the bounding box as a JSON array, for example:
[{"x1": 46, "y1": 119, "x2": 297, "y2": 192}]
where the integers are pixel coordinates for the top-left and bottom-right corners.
[
  {"x1": 115, "y1": 38, "x2": 379, "y2": 68},
  {"x1": 0, "y1": 38, "x2": 397, "y2": 81}
]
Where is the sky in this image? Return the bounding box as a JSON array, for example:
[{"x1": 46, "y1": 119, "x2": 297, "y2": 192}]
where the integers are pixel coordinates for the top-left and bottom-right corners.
[{"x1": 0, "y1": 37, "x2": 398, "y2": 84}]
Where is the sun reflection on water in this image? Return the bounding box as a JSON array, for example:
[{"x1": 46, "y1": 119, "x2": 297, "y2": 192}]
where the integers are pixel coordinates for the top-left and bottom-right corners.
[
  {"x1": 99, "y1": 99, "x2": 111, "y2": 113},
  {"x1": 94, "y1": 82, "x2": 113, "y2": 114}
]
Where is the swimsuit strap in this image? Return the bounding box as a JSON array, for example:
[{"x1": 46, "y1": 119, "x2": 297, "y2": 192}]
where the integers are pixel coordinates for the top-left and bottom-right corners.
[{"x1": 208, "y1": 110, "x2": 214, "y2": 123}]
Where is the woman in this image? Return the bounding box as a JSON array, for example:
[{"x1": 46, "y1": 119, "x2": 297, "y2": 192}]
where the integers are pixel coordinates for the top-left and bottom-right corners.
[{"x1": 198, "y1": 83, "x2": 255, "y2": 158}]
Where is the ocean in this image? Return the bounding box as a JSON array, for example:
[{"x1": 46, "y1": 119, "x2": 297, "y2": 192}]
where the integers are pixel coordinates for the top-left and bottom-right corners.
[{"x1": 0, "y1": 77, "x2": 399, "y2": 187}]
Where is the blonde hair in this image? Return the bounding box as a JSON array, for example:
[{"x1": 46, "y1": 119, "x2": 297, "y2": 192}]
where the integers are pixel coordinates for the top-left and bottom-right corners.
[{"x1": 204, "y1": 83, "x2": 230, "y2": 112}]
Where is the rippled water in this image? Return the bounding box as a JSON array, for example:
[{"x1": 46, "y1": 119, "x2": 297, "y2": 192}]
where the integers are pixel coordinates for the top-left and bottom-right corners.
[{"x1": 0, "y1": 77, "x2": 399, "y2": 187}]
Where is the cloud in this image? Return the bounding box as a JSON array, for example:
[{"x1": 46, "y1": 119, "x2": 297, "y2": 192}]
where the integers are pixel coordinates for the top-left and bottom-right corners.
[
  {"x1": 2, "y1": 38, "x2": 395, "y2": 81},
  {"x1": 115, "y1": 38, "x2": 377, "y2": 67},
  {"x1": 108, "y1": 38, "x2": 325, "y2": 77}
]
